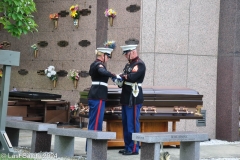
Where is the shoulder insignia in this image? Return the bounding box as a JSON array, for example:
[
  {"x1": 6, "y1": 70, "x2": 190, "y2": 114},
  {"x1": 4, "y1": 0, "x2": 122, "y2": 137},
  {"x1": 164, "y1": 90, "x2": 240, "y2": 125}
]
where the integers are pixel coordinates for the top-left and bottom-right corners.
[
  {"x1": 99, "y1": 64, "x2": 104, "y2": 68},
  {"x1": 132, "y1": 65, "x2": 138, "y2": 72}
]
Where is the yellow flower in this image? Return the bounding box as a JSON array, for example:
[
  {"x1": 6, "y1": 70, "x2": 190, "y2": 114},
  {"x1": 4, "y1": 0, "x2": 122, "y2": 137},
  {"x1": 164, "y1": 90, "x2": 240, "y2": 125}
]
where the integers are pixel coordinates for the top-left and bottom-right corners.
[
  {"x1": 71, "y1": 10, "x2": 77, "y2": 18},
  {"x1": 70, "y1": 5, "x2": 75, "y2": 11}
]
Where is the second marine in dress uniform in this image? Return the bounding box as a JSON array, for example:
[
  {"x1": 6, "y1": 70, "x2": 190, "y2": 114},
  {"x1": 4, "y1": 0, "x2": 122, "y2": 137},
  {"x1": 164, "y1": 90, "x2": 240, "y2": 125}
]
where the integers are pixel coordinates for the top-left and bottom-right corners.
[{"x1": 115, "y1": 44, "x2": 146, "y2": 155}]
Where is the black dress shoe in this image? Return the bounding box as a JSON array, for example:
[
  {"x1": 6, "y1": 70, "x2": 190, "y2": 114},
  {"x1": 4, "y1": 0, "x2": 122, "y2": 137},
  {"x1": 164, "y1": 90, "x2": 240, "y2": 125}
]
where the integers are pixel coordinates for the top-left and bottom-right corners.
[
  {"x1": 122, "y1": 151, "x2": 139, "y2": 155},
  {"x1": 118, "y1": 149, "x2": 126, "y2": 154}
]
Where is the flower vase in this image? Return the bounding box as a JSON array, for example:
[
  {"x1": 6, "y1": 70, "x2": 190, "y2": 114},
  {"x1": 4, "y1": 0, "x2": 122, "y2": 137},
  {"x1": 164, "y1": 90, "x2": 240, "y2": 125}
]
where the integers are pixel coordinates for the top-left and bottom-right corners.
[
  {"x1": 73, "y1": 111, "x2": 78, "y2": 116},
  {"x1": 74, "y1": 19, "x2": 79, "y2": 28},
  {"x1": 109, "y1": 17, "x2": 113, "y2": 26},
  {"x1": 74, "y1": 80, "x2": 78, "y2": 89},
  {"x1": 53, "y1": 19, "x2": 58, "y2": 29},
  {"x1": 34, "y1": 49, "x2": 38, "y2": 58},
  {"x1": 53, "y1": 80, "x2": 57, "y2": 88}
]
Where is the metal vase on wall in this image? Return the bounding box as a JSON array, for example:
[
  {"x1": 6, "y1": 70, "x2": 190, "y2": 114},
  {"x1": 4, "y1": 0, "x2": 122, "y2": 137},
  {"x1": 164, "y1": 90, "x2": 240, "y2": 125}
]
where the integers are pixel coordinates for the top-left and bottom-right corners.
[
  {"x1": 109, "y1": 17, "x2": 113, "y2": 26},
  {"x1": 74, "y1": 19, "x2": 79, "y2": 28}
]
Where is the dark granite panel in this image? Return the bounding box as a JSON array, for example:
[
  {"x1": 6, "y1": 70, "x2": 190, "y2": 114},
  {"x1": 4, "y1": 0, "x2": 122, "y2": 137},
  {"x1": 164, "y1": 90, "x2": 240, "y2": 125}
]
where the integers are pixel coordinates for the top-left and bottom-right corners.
[
  {"x1": 216, "y1": 0, "x2": 240, "y2": 141},
  {"x1": 216, "y1": 54, "x2": 240, "y2": 141},
  {"x1": 96, "y1": 0, "x2": 108, "y2": 47},
  {"x1": 218, "y1": 0, "x2": 237, "y2": 55}
]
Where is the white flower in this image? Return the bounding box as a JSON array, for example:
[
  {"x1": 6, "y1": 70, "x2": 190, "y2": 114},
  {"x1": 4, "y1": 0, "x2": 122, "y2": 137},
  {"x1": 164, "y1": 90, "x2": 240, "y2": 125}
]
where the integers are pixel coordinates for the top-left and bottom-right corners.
[
  {"x1": 74, "y1": 103, "x2": 79, "y2": 110},
  {"x1": 47, "y1": 73, "x2": 52, "y2": 77},
  {"x1": 48, "y1": 66, "x2": 55, "y2": 71},
  {"x1": 51, "y1": 70, "x2": 56, "y2": 75},
  {"x1": 45, "y1": 65, "x2": 58, "y2": 81}
]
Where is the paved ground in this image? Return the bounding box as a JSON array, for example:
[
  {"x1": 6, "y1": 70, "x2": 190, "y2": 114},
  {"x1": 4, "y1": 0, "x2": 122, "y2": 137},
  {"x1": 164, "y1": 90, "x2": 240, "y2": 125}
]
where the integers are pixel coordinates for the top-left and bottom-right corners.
[{"x1": 17, "y1": 130, "x2": 240, "y2": 160}]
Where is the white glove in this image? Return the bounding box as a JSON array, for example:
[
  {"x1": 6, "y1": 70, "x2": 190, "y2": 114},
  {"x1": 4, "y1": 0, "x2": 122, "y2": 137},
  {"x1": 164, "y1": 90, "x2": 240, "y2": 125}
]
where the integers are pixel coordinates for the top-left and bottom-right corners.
[
  {"x1": 114, "y1": 77, "x2": 123, "y2": 87},
  {"x1": 116, "y1": 80, "x2": 123, "y2": 87},
  {"x1": 116, "y1": 75, "x2": 122, "y2": 81}
]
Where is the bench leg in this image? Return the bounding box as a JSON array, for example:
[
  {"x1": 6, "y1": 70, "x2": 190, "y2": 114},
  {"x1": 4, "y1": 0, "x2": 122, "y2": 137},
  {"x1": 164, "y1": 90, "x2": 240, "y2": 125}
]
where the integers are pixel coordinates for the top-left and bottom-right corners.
[
  {"x1": 140, "y1": 142, "x2": 160, "y2": 160},
  {"x1": 53, "y1": 135, "x2": 74, "y2": 157},
  {"x1": 180, "y1": 141, "x2": 200, "y2": 160},
  {"x1": 5, "y1": 128, "x2": 20, "y2": 147},
  {"x1": 87, "y1": 139, "x2": 108, "y2": 160},
  {"x1": 31, "y1": 131, "x2": 52, "y2": 153}
]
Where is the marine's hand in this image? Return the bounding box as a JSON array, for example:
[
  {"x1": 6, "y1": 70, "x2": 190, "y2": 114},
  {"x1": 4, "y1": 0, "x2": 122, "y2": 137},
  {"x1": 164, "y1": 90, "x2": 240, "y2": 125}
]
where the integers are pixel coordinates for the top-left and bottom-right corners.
[
  {"x1": 111, "y1": 77, "x2": 116, "y2": 82},
  {"x1": 116, "y1": 75, "x2": 122, "y2": 82}
]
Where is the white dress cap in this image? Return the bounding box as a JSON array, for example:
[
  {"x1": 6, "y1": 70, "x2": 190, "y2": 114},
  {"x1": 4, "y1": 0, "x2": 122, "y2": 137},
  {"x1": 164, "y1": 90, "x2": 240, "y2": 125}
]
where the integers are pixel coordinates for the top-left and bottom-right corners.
[
  {"x1": 96, "y1": 47, "x2": 113, "y2": 54},
  {"x1": 120, "y1": 45, "x2": 138, "y2": 54}
]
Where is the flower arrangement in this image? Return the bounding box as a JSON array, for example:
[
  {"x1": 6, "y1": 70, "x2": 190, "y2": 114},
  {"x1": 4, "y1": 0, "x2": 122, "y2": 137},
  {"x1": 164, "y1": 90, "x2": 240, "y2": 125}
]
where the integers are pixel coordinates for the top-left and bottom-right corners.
[
  {"x1": 70, "y1": 5, "x2": 80, "y2": 27},
  {"x1": 31, "y1": 44, "x2": 38, "y2": 58},
  {"x1": 104, "y1": 9, "x2": 117, "y2": 18},
  {"x1": 104, "y1": 40, "x2": 116, "y2": 49},
  {"x1": 70, "y1": 103, "x2": 79, "y2": 116},
  {"x1": 45, "y1": 65, "x2": 58, "y2": 81},
  {"x1": 70, "y1": 5, "x2": 80, "y2": 19},
  {"x1": 67, "y1": 69, "x2": 80, "y2": 81},
  {"x1": 49, "y1": 13, "x2": 59, "y2": 20},
  {"x1": 31, "y1": 44, "x2": 38, "y2": 51},
  {"x1": 70, "y1": 103, "x2": 79, "y2": 112},
  {"x1": 49, "y1": 13, "x2": 59, "y2": 29}
]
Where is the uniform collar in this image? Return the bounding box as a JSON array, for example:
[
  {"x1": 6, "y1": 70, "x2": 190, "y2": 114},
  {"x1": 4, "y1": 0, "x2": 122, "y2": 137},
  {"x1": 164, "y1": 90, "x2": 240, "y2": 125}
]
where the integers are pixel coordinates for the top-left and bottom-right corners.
[
  {"x1": 96, "y1": 59, "x2": 103, "y2": 63},
  {"x1": 129, "y1": 56, "x2": 139, "y2": 63}
]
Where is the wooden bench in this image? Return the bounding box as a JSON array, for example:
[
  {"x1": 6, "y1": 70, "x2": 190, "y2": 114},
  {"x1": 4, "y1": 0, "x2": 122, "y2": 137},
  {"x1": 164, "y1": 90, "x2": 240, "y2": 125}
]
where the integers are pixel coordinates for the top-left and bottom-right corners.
[
  {"x1": 132, "y1": 131, "x2": 208, "y2": 160},
  {"x1": 48, "y1": 128, "x2": 116, "y2": 160},
  {"x1": 5, "y1": 120, "x2": 56, "y2": 153}
]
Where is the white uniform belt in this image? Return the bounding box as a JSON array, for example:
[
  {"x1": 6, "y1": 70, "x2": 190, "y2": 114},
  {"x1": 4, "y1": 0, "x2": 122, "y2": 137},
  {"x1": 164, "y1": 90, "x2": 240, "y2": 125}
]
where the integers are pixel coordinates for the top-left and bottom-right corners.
[
  {"x1": 124, "y1": 82, "x2": 142, "y2": 86},
  {"x1": 92, "y1": 81, "x2": 108, "y2": 86}
]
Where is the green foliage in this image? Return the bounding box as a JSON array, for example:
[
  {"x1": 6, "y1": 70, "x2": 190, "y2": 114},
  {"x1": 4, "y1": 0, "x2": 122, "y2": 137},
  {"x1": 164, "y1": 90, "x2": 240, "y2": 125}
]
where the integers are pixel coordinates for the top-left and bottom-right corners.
[{"x1": 0, "y1": 0, "x2": 38, "y2": 38}]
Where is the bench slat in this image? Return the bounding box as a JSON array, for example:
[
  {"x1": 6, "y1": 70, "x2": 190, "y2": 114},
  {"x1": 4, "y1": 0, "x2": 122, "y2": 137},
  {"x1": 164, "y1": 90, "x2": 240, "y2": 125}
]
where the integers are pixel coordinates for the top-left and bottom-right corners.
[
  {"x1": 48, "y1": 128, "x2": 116, "y2": 139},
  {"x1": 6, "y1": 120, "x2": 56, "y2": 131},
  {"x1": 132, "y1": 131, "x2": 208, "y2": 143}
]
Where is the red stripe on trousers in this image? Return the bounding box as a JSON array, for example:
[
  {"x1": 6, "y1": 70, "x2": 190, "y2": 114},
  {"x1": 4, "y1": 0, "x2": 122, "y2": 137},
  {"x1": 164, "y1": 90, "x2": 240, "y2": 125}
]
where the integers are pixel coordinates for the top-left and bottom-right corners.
[
  {"x1": 133, "y1": 104, "x2": 136, "y2": 152},
  {"x1": 94, "y1": 100, "x2": 102, "y2": 130}
]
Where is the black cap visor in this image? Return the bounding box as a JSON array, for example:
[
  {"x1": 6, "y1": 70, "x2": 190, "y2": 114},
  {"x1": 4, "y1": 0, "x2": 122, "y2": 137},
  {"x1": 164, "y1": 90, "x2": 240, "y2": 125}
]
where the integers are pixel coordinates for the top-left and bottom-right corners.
[{"x1": 122, "y1": 50, "x2": 132, "y2": 55}]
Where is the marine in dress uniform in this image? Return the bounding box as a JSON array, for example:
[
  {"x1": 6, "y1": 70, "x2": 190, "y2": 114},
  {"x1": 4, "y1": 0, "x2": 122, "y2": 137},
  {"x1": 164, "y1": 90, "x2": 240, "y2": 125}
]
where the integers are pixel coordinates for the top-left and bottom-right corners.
[
  {"x1": 88, "y1": 47, "x2": 116, "y2": 131},
  {"x1": 116, "y1": 45, "x2": 146, "y2": 155}
]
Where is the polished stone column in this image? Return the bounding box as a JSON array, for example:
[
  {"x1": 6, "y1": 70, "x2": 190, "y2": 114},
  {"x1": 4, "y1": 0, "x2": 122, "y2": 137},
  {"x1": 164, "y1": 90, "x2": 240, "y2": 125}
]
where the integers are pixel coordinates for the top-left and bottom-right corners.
[{"x1": 216, "y1": 0, "x2": 240, "y2": 141}]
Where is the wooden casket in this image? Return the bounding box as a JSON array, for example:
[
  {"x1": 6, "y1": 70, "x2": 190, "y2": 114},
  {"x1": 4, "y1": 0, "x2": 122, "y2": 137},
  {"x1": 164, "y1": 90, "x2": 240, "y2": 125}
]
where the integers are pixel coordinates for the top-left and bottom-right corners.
[{"x1": 79, "y1": 85, "x2": 203, "y2": 147}]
